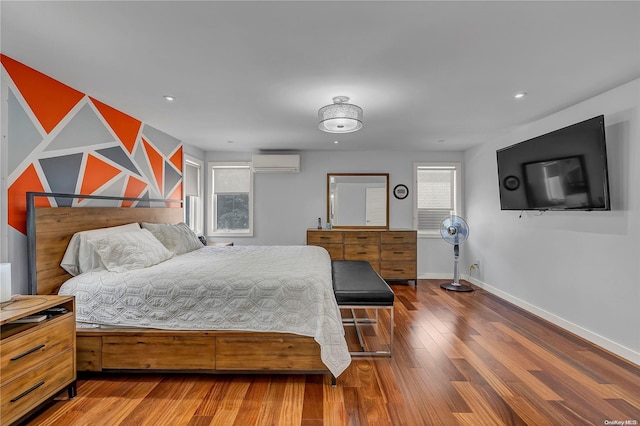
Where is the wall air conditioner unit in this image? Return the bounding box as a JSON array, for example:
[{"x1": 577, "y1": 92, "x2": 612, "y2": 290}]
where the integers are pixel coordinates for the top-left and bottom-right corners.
[{"x1": 251, "y1": 154, "x2": 300, "y2": 173}]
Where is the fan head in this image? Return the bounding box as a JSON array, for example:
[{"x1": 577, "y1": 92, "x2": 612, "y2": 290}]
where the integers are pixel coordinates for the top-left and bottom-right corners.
[{"x1": 440, "y1": 215, "x2": 469, "y2": 245}]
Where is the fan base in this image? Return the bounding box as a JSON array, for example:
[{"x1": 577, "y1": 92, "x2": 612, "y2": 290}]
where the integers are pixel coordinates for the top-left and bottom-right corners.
[{"x1": 440, "y1": 283, "x2": 474, "y2": 292}]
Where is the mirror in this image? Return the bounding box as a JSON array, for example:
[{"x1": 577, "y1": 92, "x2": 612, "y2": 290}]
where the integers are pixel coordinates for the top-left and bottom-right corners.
[{"x1": 327, "y1": 173, "x2": 389, "y2": 228}]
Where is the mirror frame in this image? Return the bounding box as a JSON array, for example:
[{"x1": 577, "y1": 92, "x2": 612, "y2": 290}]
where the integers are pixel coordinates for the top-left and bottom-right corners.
[{"x1": 327, "y1": 173, "x2": 389, "y2": 229}]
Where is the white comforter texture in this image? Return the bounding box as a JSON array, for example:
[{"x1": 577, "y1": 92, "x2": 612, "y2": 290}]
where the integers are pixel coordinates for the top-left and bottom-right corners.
[{"x1": 59, "y1": 245, "x2": 351, "y2": 377}]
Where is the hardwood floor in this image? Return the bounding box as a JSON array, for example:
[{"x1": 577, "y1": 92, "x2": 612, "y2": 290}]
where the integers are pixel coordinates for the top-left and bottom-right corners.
[{"x1": 26, "y1": 280, "x2": 640, "y2": 425}]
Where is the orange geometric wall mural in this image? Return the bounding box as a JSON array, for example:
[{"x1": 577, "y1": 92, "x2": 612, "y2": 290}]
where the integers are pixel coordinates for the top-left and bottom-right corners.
[
  {"x1": 2, "y1": 55, "x2": 183, "y2": 235},
  {"x1": 7, "y1": 164, "x2": 51, "y2": 235},
  {"x1": 90, "y1": 97, "x2": 141, "y2": 154},
  {"x1": 169, "y1": 146, "x2": 183, "y2": 171},
  {"x1": 123, "y1": 176, "x2": 149, "y2": 208},
  {"x1": 142, "y1": 138, "x2": 164, "y2": 196},
  {"x1": 79, "y1": 154, "x2": 123, "y2": 196},
  {"x1": 1, "y1": 54, "x2": 85, "y2": 134}
]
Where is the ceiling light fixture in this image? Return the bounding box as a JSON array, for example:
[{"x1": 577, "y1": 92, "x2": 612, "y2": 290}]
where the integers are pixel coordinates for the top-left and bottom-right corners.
[
  {"x1": 514, "y1": 92, "x2": 527, "y2": 99},
  {"x1": 318, "y1": 96, "x2": 363, "y2": 133},
  {"x1": 163, "y1": 95, "x2": 175, "y2": 102}
]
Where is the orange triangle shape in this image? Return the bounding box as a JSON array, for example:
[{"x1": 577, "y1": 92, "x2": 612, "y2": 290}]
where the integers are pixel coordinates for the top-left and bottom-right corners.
[
  {"x1": 143, "y1": 138, "x2": 164, "y2": 196},
  {"x1": 8, "y1": 164, "x2": 51, "y2": 235},
  {"x1": 1, "y1": 55, "x2": 85, "y2": 134},
  {"x1": 169, "y1": 146, "x2": 183, "y2": 173},
  {"x1": 80, "y1": 154, "x2": 122, "y2": 196},
  {"x1": 91, "y1": 97, "x2": 141, "y2": 154},
  {"x1": 122, "y1": 176, "x2": 148, "y2": 207}
]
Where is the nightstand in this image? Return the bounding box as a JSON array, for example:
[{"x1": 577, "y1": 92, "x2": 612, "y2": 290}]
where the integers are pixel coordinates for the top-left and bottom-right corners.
[{"x1": 1, "y1": 295, "x2": 76, "y2": 425}]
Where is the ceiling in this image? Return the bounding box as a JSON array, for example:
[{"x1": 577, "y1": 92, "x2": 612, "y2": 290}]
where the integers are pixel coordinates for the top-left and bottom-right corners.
[{"x1": 2, "y1": 1, "x2": 639, "y2": 153}]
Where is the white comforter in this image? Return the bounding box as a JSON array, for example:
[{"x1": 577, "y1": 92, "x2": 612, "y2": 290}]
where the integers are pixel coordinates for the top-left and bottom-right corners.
[{"x1": 59, "y1": 245, "x2": 351, "y2": 377}]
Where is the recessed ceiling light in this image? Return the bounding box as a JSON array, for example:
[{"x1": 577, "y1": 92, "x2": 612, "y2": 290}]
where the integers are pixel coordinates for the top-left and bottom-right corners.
[
  {"x1": 163, "y1": 95, "x2": 175, "y2": 102},
  {"x1": 334, "y1": 140, "x2": 339, "y2": 144},
  {"x1": 227, "y1": 140, "x2": 234, "y2": 144},
  {"x1": 514, "y1": 92, "x2": 527, "y2": 99}
]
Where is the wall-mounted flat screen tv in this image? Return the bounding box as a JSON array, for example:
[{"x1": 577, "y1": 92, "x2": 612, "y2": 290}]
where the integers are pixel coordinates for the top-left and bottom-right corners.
[{"x1": 496, "y1": 115, "x2": 610, "y2": 211}]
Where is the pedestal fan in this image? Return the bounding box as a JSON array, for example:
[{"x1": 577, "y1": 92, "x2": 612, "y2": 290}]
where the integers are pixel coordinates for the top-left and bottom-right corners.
[{"x1": 440, "y1": 215, "x2": 474, "y2": 292}]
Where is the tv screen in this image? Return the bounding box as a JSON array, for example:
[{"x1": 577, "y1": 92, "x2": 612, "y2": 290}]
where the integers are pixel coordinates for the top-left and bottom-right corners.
[{"x1": 496, "y1": 115, "x2": 610, "y2": 211}]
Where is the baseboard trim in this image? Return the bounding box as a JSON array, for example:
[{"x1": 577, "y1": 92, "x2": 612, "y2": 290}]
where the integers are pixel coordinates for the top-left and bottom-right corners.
[
  {"x1": 467, "y1": 277, "x2": 640, "y2": 366},
  {"x1": 418, "y1": 273, "x2": 451, "y2": 280}
]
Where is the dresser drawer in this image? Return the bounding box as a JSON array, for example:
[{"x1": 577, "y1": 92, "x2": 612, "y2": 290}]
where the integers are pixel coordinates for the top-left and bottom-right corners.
[
  {"x1": 381, "y1": 231, "x2": 417, "y2": 245},
  {"x1": 344, "y1": 231, "x2": 380, "y2": 244},
  {"x1": 319, "y1": 244, "x2": 344, "y2": 260},
  {"x1": 0, "y1": 314, "x2": 74, "y2": 385},
  {"x1": 1, "y1": 349, "x2": 74, "y2": 425},
  {"x1": 381, "y1": 261, "x2": 417, "y2": 279},
  {"x1": 307, "y1": 230, "x2": 343, "y2": 244},
  {"x1": 381, "y1": 245, "x2": 417, "y2": 261},
  {"x1": 344, "y1": 244, "x2": 380, "y2": 262},
  {"x1": 305, "y1": 229, "x2": 416, "y2": 282}
]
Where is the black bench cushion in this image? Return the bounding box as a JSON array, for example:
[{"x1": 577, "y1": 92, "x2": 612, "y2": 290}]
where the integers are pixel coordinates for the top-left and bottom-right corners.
[{"x1": 332, "y1": 260, "x2": 395, "y2": 306}]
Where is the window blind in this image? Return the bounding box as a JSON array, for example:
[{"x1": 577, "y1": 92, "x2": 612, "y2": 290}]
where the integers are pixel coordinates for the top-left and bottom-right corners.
[
  {"x1": 185, "y1": 163, "x2": 200, "y2": 196},
  {"x1": 416, "y1": 166, "x2": 456, "y2": 232},
  {"x1": 213, "y1": 167, "x2": 250, "y2": 194}
]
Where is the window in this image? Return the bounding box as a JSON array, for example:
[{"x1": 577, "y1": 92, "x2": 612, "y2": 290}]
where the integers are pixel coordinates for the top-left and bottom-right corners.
[
  {"x1": 207, "y1": 162, "x2": 253, "y2": 237},
  {"x1": 414, "y1": 162, "x2": 462, "y2": 235},
  {"x1": 183, "y1": 156, "x2": 203, "y2": 235}
]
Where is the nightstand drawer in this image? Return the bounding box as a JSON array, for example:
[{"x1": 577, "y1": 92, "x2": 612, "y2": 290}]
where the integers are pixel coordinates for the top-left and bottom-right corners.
[
  {"x1": 0, "y1": 350, "x2": 74, "y2": 425},
  {"x1": 1, "y1": 314, "x2": 74, "y2": 385}
]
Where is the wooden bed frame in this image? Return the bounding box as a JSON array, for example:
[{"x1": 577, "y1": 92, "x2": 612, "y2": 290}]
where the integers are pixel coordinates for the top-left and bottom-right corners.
[{"x1": 26, "y1": 193, "x2": 331, "y2": 379}]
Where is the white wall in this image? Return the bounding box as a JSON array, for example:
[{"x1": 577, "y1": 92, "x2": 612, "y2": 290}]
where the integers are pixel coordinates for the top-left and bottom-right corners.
[
  {"x1": 184, "y1": 145, "x2": 205, "y2": 162},
  {"x1": 464, "y1": 79, "x2": 640, "y2": 364},
  {"x1": 204, "y1": 149, "x2": 464, "y2": 277}
]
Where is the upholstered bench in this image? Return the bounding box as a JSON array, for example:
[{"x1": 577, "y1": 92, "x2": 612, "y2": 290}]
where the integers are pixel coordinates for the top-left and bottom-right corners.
[{"x1": 331, "y1": 260, "x2": 394, "y2": 356}]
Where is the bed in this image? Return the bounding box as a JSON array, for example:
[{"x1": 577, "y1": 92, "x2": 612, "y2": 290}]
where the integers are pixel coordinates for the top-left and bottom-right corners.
[{"x1": 26, "y1": 192, "x2": 350, "y2": 381}]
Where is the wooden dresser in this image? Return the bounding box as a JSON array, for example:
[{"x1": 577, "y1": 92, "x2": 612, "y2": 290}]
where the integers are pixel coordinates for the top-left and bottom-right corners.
[
  {"x1": 1, "y1": 295, "x2": 76, "y2": 426},
  {"x1": 307, "y1": 229, "x2": 417, "y2": 282}
]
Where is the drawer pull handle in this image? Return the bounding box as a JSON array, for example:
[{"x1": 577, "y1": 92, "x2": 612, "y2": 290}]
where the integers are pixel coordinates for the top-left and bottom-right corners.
[
  {"x1": 356, "y1": 237, "x2": 367, "y2": 239},
  {"x1": 11, "y1": 344, "x2": 45, "y2": 361},
  {"x1": 320, "y1": 236, "x2": 330, "y2": 239},
  {"x1": 357, "y1": 252, "x2": 367, "y2": 255},
  {"x1": 10, "y1": 381, "x2": 45, "y2": 402},
  {"x1": 393, "y1": 237, "x2": 403, "y2": 239},
  {"x1": 393, "y1": 269, "x2": 404, "y2": 271},
  {"x1": 393, "y1": 251, "x2": 404, "y2": 254}
]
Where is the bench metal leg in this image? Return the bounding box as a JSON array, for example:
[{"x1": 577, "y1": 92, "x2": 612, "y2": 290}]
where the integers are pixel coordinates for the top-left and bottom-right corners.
[{"x1": 340, "y1": 305, "x2": 393, "y2": 357}]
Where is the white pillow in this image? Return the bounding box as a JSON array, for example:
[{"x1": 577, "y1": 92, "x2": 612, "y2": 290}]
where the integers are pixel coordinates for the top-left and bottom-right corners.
[
  {"x1": 141, "y1": 222, "x2": 204, "y2": 255},
  {"x1": 61, "y1": 223, "x2": 142, "y2": 276},
  {"x1": 88, "y1": 228, "x2": 175, "y2": 272}
]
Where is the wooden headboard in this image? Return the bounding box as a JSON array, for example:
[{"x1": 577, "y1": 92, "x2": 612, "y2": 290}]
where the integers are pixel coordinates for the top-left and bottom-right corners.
[{"x1": 26, "y1": 192, "x2": 183, "y2": 296}]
